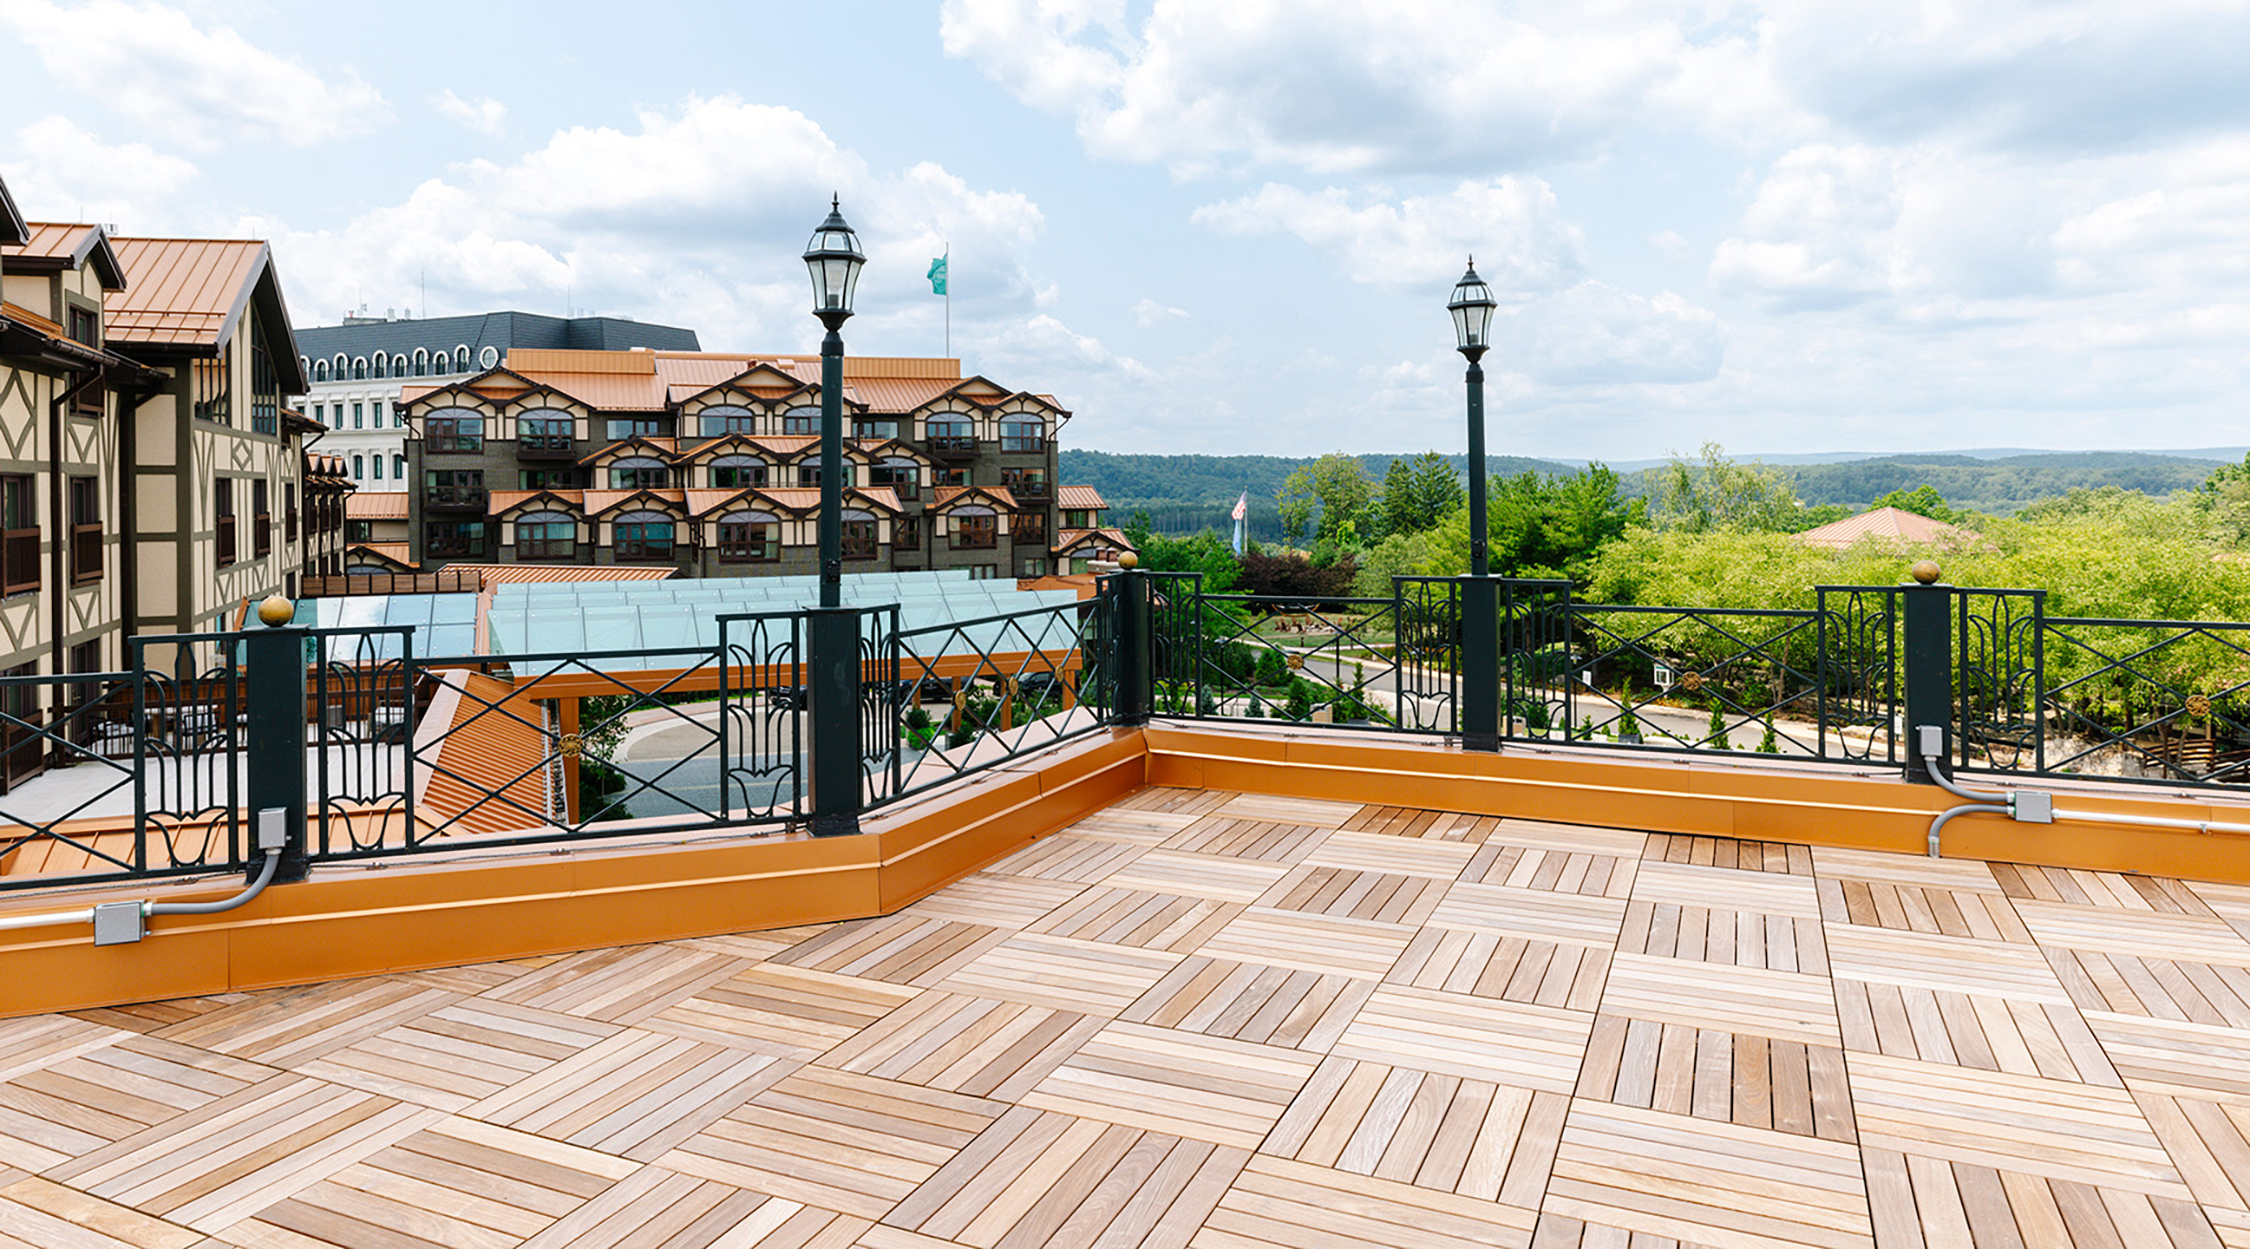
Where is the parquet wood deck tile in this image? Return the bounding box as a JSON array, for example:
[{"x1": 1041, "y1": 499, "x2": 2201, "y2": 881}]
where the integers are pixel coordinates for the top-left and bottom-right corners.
[
  {"x1": 819, "y1": 993, "x2": 1104, "y2": 1100},
  {"x1": 1195, "y1": 908, "x2": 1417, "y2": 980},
  {"x1": 1026, "y1": 885, "x2": 1244, "y2": 952},
  {"x1": 1209, "y1": 794, "x2": 1360, "y2": 827},
  {"x1": 1863, "y1": 1146, "x2": 2226, "y2": 1249},
  {"x1": 881, "y1": 1105, "x2": 1247, "y2": 1249},
  {"x1": 2083, "y1": 1012, "x2": 2250, "y2": 1105},
  {"x1": 517, "y1": 1165, "x2": 871, "y2": 1249},
  {"x1": 675, "y1": 927, "x2": 837, "y2": 962},
  {"x1": 1121, "y1": 957, "x2": 1375, "y2": 1052},
  {"x1": 1994, "y1": 864, "x2": 2216, "y2": 915},
  {"x1": 1158, "y1": 817, "x2": 1330, "y2": 863},
  {"x1": 1487, "y1": 819, "x2": 1650, "y2": 860},
  {"x1": 1020, "y1": 1021, "x2": 1322, "y2": 1150},
  {"x1": 1811, "y1": 846, "x2": 2005, "y2": 893},
  {"x1": 1546, "y1": 1099, "x2": 1871, "y2": 1249},
  {"x1": 1429, "y1": 882, "x2": 1629, "y2": 950},
  {"x1": 1387, "y1": 926, "x2": 1612, "y2": 1012},
  {"x1": 1339, "y1": 805, "x2": 1501, "y2": 844},
  {"x1": 1332, "y1": 985, "x2": 1593, "y2": 1093},
  {"x1": 1632, "y1": 859, "x2": 1823, "y2": 919},
  {"x1": 1601, "y1": 952, "x2": 1842, "y2": 1047},
  {"x1": 2193, "y1": 881, "x2": 2250, "y2": 947},
  {"x1": 1301, "y1": 830, "x2": 1479, "y2": 880},
  {"x1": 294, "y1": 999, "x2": 624, "y2": 1112},
  {"x1": 1252, "y1": 865, "x2": 1447, "y2": 927},
  {"x1": 1262, "y1": 1054, "x2": 1566, "y2": 1205},
  {"x1": 2047, "y1": 945, "x2": 2250, "y2": 1025},
  {"x1": 0, "y1": 1016, "x2": 126, "y2": 1086},
  {"x1": 2014, "y1": 899, "x2": 2250, "y2": 969},
  {"x1": 901, "y1": 874, "x2": 1090, "y2": 931},
  {"x1": 1111, "y1": 788, "x2": 1235, "y2": 816},
  {"x1": 980, "y1": 835, "x2": 1150, "y2": 884},
  {"x1": 1192, "y1": 1153, "x2": 1540, "y2": 1249},
  {"x1": 1103, "y1": 851, "x2": 1292, "y2": 904},
  {"x1": 482, "y1": 946, "x2": 750, "y2": 1026},
  {"x1": 2135, "y1": 1091, "x2": 2250, "y2": 1213},
  {"x1": 1643, "y1": 834, "x2": 1813, "y2": 875},
  {"x1": 639, "y1": 964, "x2": 919, "y2": 1059},
  {"x1": 65, "y1": 997, "x2": 246, "y2": 1038},
  {"x1": 467, "y1": 1030, "x2": 795, "y2": 1161},
  {"x1": 933, "y1": 933, "x2": 1184, "y2": 1017},
  {"x1": 1622, "y1": 902, "x2": 1829, "y2": 975},
  {"x1": 658, "y1": 1067, "x2": 1004, "y2": 1219},
  {"x1": 1067, "y1": 809, "x2": 1209, "y2": 845},
  {"x1": 1835, "y1": 977, "x2": 2121, "y2": 1085},
  {"x1": 148, "y1": 978, "x2": 457, "y2": 1068},
  {"x1": 1816, "y1": 876, "x2": 2035, "y2": 944},
  {"x1": 0, "y1": 1175, "x2": 205, "y2": 1249},
  {"x1": 1458, "y1": 840, "x2": 1637, "y2": 898},
  {"x1": 1827, "y1": 925, "x2": 2072, "y2": 1004},
  {"x1": 1847, "y1": 1051, "x2": 2196, "y2": 1200},
  {"x1": 1575, "y1": 1015, "x2": 1857, "y2": 1143},
  {"x1": 767, "y1": 915, "x2": 1011, "y2": 987},
  {"x1": 0, "y1": 1035, "x2": 276, "y2": 1173},
  {"x1": 47, "y1": 1073, "x2": 442, "y2": 1233}
]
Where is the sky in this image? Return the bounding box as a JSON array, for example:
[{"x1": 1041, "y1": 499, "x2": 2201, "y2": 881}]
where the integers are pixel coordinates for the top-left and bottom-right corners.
[{"x1": 4, "y1": 0, "x2": 2248, "y2": 463}]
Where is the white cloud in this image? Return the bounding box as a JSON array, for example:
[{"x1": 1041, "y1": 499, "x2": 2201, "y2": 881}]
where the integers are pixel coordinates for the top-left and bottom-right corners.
[
  {"x1": 1131, "y1": 297, "x2": 1188, "y2": 326},
  {"x1": 969, "y1": 313, "x2": 1151, "y2": 380},
  {"x1": 434, "y1": 90, "x2": 507, "y2": 138},
  {"x1": 1, "y1": 0, "x2": 387, "y2": 149},
  {"x1": 0, "y1": 116, "x2": 199, "y2": 230},
  {"x1": 1192, "y1": 178, "x2": 1586, "y2": 295},
  {"x1": 1499, "y1": 281, "x2": 1726, "y2": 386}
]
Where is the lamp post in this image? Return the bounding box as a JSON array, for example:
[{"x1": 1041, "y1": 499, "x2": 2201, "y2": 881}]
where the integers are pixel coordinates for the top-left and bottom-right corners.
[
  {"x1": 802, "y1": 197, "x2": 867, "y2": 833},
  {"x1": 1449, "y1": 260, "x2": 1501, "y2": 750}
]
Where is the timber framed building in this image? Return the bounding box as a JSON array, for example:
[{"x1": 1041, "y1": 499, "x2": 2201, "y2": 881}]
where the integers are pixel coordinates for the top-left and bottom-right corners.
[{"x1": 398, "y1": 349, "x2": 1129, "y2": 579}]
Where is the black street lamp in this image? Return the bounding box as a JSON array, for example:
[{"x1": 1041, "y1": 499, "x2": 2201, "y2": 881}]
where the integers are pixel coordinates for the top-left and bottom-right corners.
[
  {"x1": 1449, "y1": 259, "x2": 1500, "y2": 751},
  {"x1": 804, "y1": 195, "x2": 866, "y2": 610},
  {"x1": 802, "y1": 197, "x2": 867, "y2": 834}
]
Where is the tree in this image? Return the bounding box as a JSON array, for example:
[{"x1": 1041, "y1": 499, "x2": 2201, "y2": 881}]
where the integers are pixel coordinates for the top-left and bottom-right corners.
[
  {"x1": 1652, "y1": 442, "x2": 1805, "y2": 533},
  {"x1": 1867, "y1": 484, "x2": 1963, "y2": 525},
  {"x1": 1276, "y1": 453, "x2": 1374, "y2": 548},
  {"x1": 1423, "y1": 463, "x2": 1645, "y2": 583},
  {"x1": 1130, "y1": 527, "x2": 1240, "y2": 593},
  {"x1": 1377, "y1": 458, "x2": 1418, "y2": 537},
  {"x1": 1377, "y1": 451, "x2": 1462, "y2": 537}
]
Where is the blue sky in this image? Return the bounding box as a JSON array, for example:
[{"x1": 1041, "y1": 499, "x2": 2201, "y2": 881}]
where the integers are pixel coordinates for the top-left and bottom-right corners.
[{"x1": 5, "y1": 0, "x2": 2249, "y2": 462}]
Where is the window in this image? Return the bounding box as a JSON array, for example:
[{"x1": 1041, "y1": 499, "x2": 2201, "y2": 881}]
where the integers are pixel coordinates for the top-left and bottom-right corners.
[
  {"x1": 1064, "y1": 509, "x2": 1093, "y2": 529},
  {"x1": 253, "y1": 480, "x2": 271, "y2": 557},
  {"x1": 605, "y1": 416, "x2": 673, "y2": 440},
  {"x1": 346, "y1": 519, "x2": 373, "y2": 543},
  {"x1": 515, "y1": 511, "x2": 576, "y2": 561},
  {"x1": 391, "y1": 402, "x2": 404, "y2": 428},
  {"x1": 193, "y1": 345, "x2": 232, "y2": 425},
  {"x1": 215, "y1": 479, "x2": 236, "y2": 567},
  {"x1": 65, "y1": 476, "x2": 98, "y2": 583},
  {"x1": 413, "y1": 348, "x2": 428, "y2": 377},
  {"x1": 371, "y1": 456, "x2": 383, "y2": 480},
  {"x1": 67, "y1": 308, "x2": 102, "y2": 418},
  {"x1": 927, "y1": 419, "x2": 974, "y2": 452},
  {"x1": 1001, "y1": 419, "x2": 1045, "y2": 453},
  {"x1": 353, "y1": 357, "x2": 367, "y2": 380},
  {"x1": 250, "y1": 339, "x2": 278, "y2": 433},
  {"x1": 454, "y1": 346, "x2": 470, "y2": 373},
  {"x1": 1023, "y1": 558, "x2": 1048, "y2": 577},
  {"x1": 609, "y1": 457, "x2": 669, "y2": 490},
  {"x1": 1002, "y1": 467, "x2": 1049, "y2": 500},
  {"x1": 870, "y1": 458, "x2": 920, "y2": 502},
  {"x1": 854, "y1": 418, "x2": 899, "y2": 441},
  {"x1": 951, "y1": 507, "x2": 997, "y2": 550},
  {"x1": 392, "y1": 454, "x2": 405, "y2": 478},
  {"x1": 373, "y1": 352, "x2": 387, "y2": 379},
  {"x1": 425, "y1": 409, "x2": 484, "y2": 453},
  {"x1": 611, "y1": 511, "x2": 675, "y2": 562},
  {"x1": 841, "y1": 510, "x2": 879, "y2": 561},
  {"x1": 352, "y1": 455, "x2": 365, "y2": 480},
  {"x1": 782, "y1": 406, "x2": 819, "y2": 435},
  {"x1": 314, "y1": 360, "x2": 330, "y2": 383},
  {"x1": 424, "y1": 520, "x2": 485, "y2": 559},
  {"x1": 333, "y1": 354, "x2": 347, "y2": 380},
  {"x1": 425, "y1": 468, "x2": 485, "y2": 507},
  {"x1": 894, "y1": 514, "x2": 922, "y2": 554},
  {"x1": 518, "y1": 467, "x2": 583, "y2": 490},
  {"x1": 698, "y1": 405, "x2": 757, "y2": 437},
  {"x1": 312, "y1": 403, "x2": 324, "y2": 425},
  {"x1": 69, "y1": 640, "x2": 100, "y2": 681},
  {"x1": 285, "y1": 485, "x2": 298, "y2": 543},
  {"x1": 797, "y1": 461, "x2": 852, "y2": 488},
  {"x1": 518, "y1": 410, "x2": 574, "y2": 452},
  {"x1": 479, "y1": 345, "x2": 499, "y2": 369},
  {"x1": 936, "y1": 466, "x2": 970, "y2": 488},
  {"x1": 709, "y1": 456, "x2": 766, "y2": 488},
  {"x1": 1014, "y1": 509, "x2": 1046, "y2": 547},
  {"x1": 352, "y1": 401, "x2": 364, "y2": 429},
  {"x1": 717, "y1": 511, "x2": 779, "y2": 563}
]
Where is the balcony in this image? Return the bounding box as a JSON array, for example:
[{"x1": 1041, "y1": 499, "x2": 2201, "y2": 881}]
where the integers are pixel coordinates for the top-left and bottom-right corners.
[
  {"x1": 515, "y1": 436, "x2": 577, "y2": 461},
  {"x1": 424, "y1": 485, "x2": 489, "y2": 511},
  {"x1": 1006, "y1": 478, "x2": 1052, "y2": 502},
  {"x1": 928, "y1": 434, "x2": 978, "y2": 460}
]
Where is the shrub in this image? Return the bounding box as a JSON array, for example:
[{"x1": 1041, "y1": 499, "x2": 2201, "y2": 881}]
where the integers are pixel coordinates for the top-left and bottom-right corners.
[{"x1": 1707, "y1": 703, "x2": 1731, "y2": 750}]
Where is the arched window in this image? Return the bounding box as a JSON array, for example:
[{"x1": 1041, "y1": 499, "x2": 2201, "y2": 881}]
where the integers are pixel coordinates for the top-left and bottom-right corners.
[
  {"x1": 782, "y1": 405, "x2": 820, "y2": 435},
  {"x1": 424, "y1": 406, "x2": 485, "y2": 453},
  {"x1": 611, "y1": 510, "x2": 675, "y2": 562},
  {"x1": 871, "y1": 456, "x2": 921, "y2": 502},
  {"x1": 516, "y1": 510, "x2": 576, "y2": 561},
  {"x1": 313, "y1": 360, "x2": 329, "y2": 382},
  {"x1": 610, "y1": 456, "x2": 669, "y2": 490},
  {"x1": 717, "y1": 510, "x2": 779, "y2": 563},
  {"x1": 298, "y1": 356, "x2": 311, "y2": 377},
  {"x1": 950, "y1": 504, "x2": 998, "y2": 550},
  {"x1": 413, "y1": 348, "x2": 429, "y2": 377},
  {"x1": 840, "y1": 507, "x2": 879, "y2": 560},
  {"x1": 333, "y1": 354, "x2": 348, "y2": 380},
  {"x1": 371, "y1": 456, "x2": 383, "y2": 480},
  {"x1": 352, "y1": 357, "x2": 367, "y2": 380},
  {"x1": 699, "y1": 404, "x2": 757, "y2": 438},
  {"x1": 453, "y1": 345, "x2": 470, "y2": 373},
  {"x1": 372, "y1": 352, "x2": 388, "y2": 379},
  {"x1": 517, "y1": 407, "x2": 574, "y2": 452},
  {"x1": 708, "y1": 455, "x2": 766, "y2": 488},
  {"x1": 478, "y1": 345, "x2": 499, "y2": 369},
  {"x1": 351, "y1": 455, "x2": 365, "y2": 480}
]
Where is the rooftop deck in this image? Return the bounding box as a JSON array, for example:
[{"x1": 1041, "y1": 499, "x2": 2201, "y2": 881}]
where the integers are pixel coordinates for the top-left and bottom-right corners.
[{"x1": 3, "y1": 786, "x2": 2246, "y2": 1248}]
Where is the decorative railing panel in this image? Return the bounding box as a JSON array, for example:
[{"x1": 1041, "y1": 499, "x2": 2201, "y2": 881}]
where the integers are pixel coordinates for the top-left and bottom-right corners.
[{"x1": 891, "y1": 596, "x2": 1112, "y2": 801}]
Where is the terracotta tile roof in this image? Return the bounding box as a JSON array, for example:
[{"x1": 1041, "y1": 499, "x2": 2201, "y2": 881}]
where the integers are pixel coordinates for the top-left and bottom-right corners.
[
  {"x1": 104, "y1": 238, "x2": 266, "y2": 346},
  {"x1": 1056, "y1": 485, "x2": 1108, "y2": 511},
  {"x1": 449, "y1": 564, "x2": 678, "y2": 584},
  {"x1": 346, "y1": 492, "x2": 410, "y2": 519},
  {"x1": 1794, "y1": 506, "x2": 1979, "y2": 551}
]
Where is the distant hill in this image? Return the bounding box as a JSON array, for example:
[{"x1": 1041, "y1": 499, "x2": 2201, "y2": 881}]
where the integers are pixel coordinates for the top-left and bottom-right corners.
[{"x1": 1064, "y1": 448, "x2": 2241, "y2": 536}]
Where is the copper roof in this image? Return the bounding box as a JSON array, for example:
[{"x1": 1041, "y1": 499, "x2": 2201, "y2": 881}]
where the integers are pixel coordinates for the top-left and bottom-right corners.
[
  {"x1": 346, "y1": 542, "x2": 416, "y2": 568},
  {"x1": 933, "y1": 485, "x2": 1019, "y2": 510},
  {"x1": 105, "y1": 237, "x2": 266, "y2": 346},
  {"x1": 583, "y1": 488, "x2": 687, "y2": 515},
  {"x1": 578, "y1": 436, "x2": 680, "y2": 465},
  {"x1": 419, "y1": 670, "x2": 554, "y2": 837},
  {"x1": 346, "y1": 492, "x2": 410, "y2": 520},
  {"x1": 447, "y1": 564, "x2": 678, "y2": 584},
  {"x1": 1057, "y1": 485, "x2": 1108, "y2": 511},
  {"x1": 488, "y1": 490, "x2": 586, "y2": 515},
  {"x1": 1794, "y1": 506, "x2": 1979, "y2": 551},
  {"x1": 0, "y1": 301, "x2": 62, "y2": 337},
  {"x1": 1054, "y1": 527, "x2": 1138, "y2": 554},
  {"x1": 2, "y1": 223, "x2": 125, "y2": 288}
]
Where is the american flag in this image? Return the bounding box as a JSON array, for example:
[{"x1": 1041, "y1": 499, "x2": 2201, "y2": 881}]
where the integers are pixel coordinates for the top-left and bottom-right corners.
[{"x1": 1231, "y1": 491, "x2": 1248, "y2": 521}]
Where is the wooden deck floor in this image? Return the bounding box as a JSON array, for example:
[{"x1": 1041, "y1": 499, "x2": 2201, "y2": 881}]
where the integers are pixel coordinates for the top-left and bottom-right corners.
[{"x1": 9, "y1": 788, "x2": 2250, "y2": 1247}]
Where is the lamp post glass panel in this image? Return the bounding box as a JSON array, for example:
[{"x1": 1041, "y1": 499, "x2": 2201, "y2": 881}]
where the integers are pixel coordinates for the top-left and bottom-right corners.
[{"x1": 804, "y1": 196, "x2": 865, "y2": 610}]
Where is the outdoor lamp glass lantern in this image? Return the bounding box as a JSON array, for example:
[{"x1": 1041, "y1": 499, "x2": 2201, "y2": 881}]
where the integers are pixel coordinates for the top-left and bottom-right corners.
[
  {"x1": 1448, "y1": 259, "x2": 1496, "y2": 356},
  {"x1": 803, "y1": 196, "x2": 866, "y2": 318}
]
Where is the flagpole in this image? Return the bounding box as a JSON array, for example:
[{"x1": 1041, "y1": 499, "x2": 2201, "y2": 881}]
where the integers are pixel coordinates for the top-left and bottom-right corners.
[{"x1": 943, "y1": 244, "x2": 950, "y2": 358}]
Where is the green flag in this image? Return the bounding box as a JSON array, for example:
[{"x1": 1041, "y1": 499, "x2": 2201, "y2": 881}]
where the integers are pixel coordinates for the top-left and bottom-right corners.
[{"x1": 926, "y1": 255, "x2": 947, "y2": 295}]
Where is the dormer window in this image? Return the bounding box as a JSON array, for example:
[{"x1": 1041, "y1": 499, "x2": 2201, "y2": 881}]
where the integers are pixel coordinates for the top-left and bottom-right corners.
[
  {"x1": 699, "y1": 405, "x2": 757, "y2": 437},
  {"x1": 709, "y1": 456, "x2": 767, "y2": 488},
  {"x1": 610, "y1": 457, "x2": 669, "y2": 490}
]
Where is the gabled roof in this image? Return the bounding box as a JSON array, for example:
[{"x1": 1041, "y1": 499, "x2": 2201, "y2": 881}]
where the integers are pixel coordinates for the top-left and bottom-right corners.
[
  {"x1": 583, "y1": 488, "x2": 688, "y2": 515},
  {"x1": 932, "y1": 484, "x2": 1019, "y2": 511},
  {"x1": 488, "y1": 489, "x2": 587, "y2": 516},
  {"x1": 0, "y1": 177, "x2": 24, "y2": 247},
  {"x1": 105, "y1": 237, "x2": 308, "y2": 390},
  {"x1": 344, "y1": 542, "x2": 417, "y2": 571},
  {"x1": 346, "y1": 492, "x2": 410, "y2": 520},
  {"x1": 1794, "y1": 506, "x2": 1978, "y2": 551},
  {"x1": 1053, "y1": 527, "x2": 1138, "y2": 555},
  {"x1": 2, "y1": 223, "x2": 126, "y2": 288},
  {"x1": 1056, "y1": 485, "x2": 1108, "y2": 511},
  {"x1": 579, "y1": 435, "x2": 680, "y2": 466}
]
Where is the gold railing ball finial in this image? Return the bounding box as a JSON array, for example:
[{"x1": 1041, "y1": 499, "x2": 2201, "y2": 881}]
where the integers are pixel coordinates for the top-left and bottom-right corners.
[
  {"x1": 257, "y1": 593, "x2": 295, "y2": 627},
  {"x1": 1118, "y1": 551, "x2": 1139, "y2": 570},
  {"x1": 1910, "y1": 560, "x2": 1942, "y2": 586}
]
